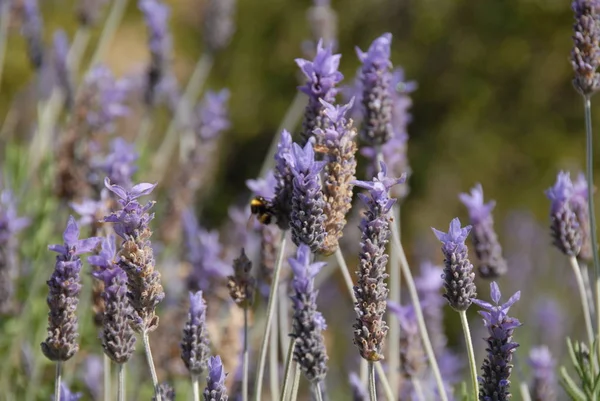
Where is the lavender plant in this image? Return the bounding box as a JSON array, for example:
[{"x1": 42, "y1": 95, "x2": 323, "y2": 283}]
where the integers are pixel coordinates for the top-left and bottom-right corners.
[{"x1": 205, "y1": 356, "x2": 229, "y2": 401}]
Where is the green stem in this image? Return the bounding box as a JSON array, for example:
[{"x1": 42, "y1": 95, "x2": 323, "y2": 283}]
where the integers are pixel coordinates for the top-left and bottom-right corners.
[
  {"x1": 391, "y1": 226, "x2": 449, "y2": 401},
  {"x1": 269, "y1": 306, "x2": 280, "y2": 401},
  {"x1": 459, "y1": 311, "x2": 479, "y2": 401},
  {"x1": 117, "y1": 363, "x2": 124, "y2": 401},
  {"x1": 387, "y1": 204, "x2": 401, "y2": 398},
  {"x1": 104, "y1": 354, "x2": 112, "y2": 401},
  {"x1": 89, "y1": 0, "x2": 130, "y2": 67},
  {"x1": 368, "y1": 362, "x2": 377, "y2": 401},
  {"x1": 243, "y1": 307, "x2": 249, "y2": 401},
  {"x1": 412, "y1": 377, "x2": 426, "y2": 401},
  {"x1": 569, "y1": 256, "x2": 595, "y2": 347},
  {"x1": 280, "y1": 339, "x2": 296, "y2": 401},
  {"x1": 67, "y1": 27, "x2": 91, "y2": 73},
  {"x1": 142, "y1": 330, "x2": 161, "y2": 401},
  {"x1": 54, "y1": 362, "x2": 62, "y2": 401},
  {"x1": 278, "y1": 281, "x2": 291, "y2": 358},
  {"x1": 290, "y1": 363, "x2": 301, "y2": 401},
  {"x1": 254, "y1": 235, "x2": 287, "y2": 401},
  {"x1": 314, "y1": 382, "x2": 324, "y2": 401},
  {"x1": 360, "y1": 359, "x2": 368, "y2": 389},
  {"x1": 519, "y1": 382, "x2": 532, "y2": 401},
  {"x1": 192, "y1": 374, "x2": 200, "y2": 401},
  {"x1": 334, "y1": 248, "x2": 356, "y2": 303}
]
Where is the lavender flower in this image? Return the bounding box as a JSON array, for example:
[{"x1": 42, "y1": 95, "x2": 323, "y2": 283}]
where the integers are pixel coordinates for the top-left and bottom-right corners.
[
  {"x1": 181, "y1": 291, "x2": 211, "y2": 375},
  {"x1": 227, "y1": 248, "x2": 255, "y2": 307},
  {"x1": 459, "y1": 183, "x2": 507, "y2": 278},
  {"x1": 571, "y1": 0, "x2": 600, "y2": 95},
  {"x1": 316, "y1": 99, "x2": 357, "y2": 255},
  {"x1": 289, "y1": 244, "x2": 329, "y2": 383},
  {"x1": 286, "y1": 142, "x2": 327, "y2": 252},
  {"x1": 21, "y1": 0, "x2": 44, "y2": 70},
  {"x1": 53, "y1": 30, "x2": 73, "y2": 108},
  {"x1": 204, "y1": 355, "x2": 229, "y2": 401},
  {"x1": 528, "y1": 346, "x2": 556, "y2": 401},
  {"x1": 92, "y1": 253, "x2": 137, "y2": 364},
  {"x1": 51, "y1": 382, "x2": 82, "y2": 401},
  {"x1": 432, "y1": 217, "x2": 477, "y2": 312},
  {"x1": 572, "y1": 173, "x2": 593, "y2": 260},
  {"x1": 472, "y1": 282, "x2": 521, "y2": 401},
  {"x1": 388, "y1": 302, "x2": 427, "y2": 378},
  {"x1": 296, "y1": 41, "x2": 343, "y2": 145},
  {"x1": 42, "y1": 216, "x2": 101, "y2": 361},
  {"x1": 349, "y1": 372, "x2": 368, "y2": 401},
  {"x1": 139, "y1": 0, "x2": 172, "y2": 105},
  {"x1": 153, "y1": 383, "x2": 176, "y2": 401},
  {"x1": 0, "y1": 188, "x2": 30, "y2": 314},
  {"x1": 271, "y1": 130, "x2": 294, "y2": 229},
  {"x1": 82, "y1": 355, "x2": 103, "y2": 400},
  {"x1": 415, "y1": 262, "x2": 447, "y2": 355},
  {"x1": 352, "y1": 162, "x2": 404, "y2": 361},
  {"x1": 203, "y1": 0, "x2": 236, "y2": 53},
  {"x1": 182, "y1": 210, "x2": 232, "y2": 292},
  {"x1": 103, "y1": 179, "x2": 164, "y2": 332},
  {"x1": 545, "y1": 171, "x2": 582, "y2": 256},
  {"x1": 356, "y1": 33, "x2": 393, "y2": 145},
  {"x1": 96, "y1": 138, "x2": 138, "y2": 190}
]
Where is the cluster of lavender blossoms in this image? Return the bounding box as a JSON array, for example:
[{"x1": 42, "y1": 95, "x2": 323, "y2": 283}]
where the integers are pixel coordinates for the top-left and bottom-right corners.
[
  {"x1": 432, "y1": 217, "x2": 477, "y2": 311},
  {"x1": 103, "y1": 179, "x2": 164, "y2": 332},
  {"x1": 289, "y1": 244, "x2": 329, "y2": 383},
  {"x1": 459, "y1": 183, "x2": 507, "y2": 278},
  {"x1": 352, "y1": 162, "x2": 404, "y2": 361},
  {"x1": 545, "y1": 171, "x2": 584, "y2": 256},
  {"x1": 473, "y1": 282, "x2": 521, "y2": 401},
  {"x1": 296, "y1": 40, "x2": 343, "y2": 145},
  {"x1": 571, "y1": 0, "x2": 600, "y2": 95},
  {"x1": 356, "y1": 33, "x2": 393, "y2": 145},
  {"x1": 181, "y1": 291, "x2": 211, "y2": 376},
  {"x1": 42, "y1": 216, "x2": 101, "y2": 361},
  {"x1": 204, "y1": 356, "x2": 229, "y2": 400}
]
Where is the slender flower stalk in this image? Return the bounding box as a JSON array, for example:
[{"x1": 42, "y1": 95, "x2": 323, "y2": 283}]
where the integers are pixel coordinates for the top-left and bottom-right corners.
[
  {"x1": 280, "y1": 339, "x2": 297, "y2": 401},
  {"x1": 51, "y1": 382, "x2": 82, "y2": 400},
  {"x1": 88, "y1": 0, "x2": 130, "y2": 67},
  {"x1": 368, "y1": 362, "x2": 376, "y2": 401},
  {"x1": 204, "y1": 356, "x2": 229, "y2": 400}
]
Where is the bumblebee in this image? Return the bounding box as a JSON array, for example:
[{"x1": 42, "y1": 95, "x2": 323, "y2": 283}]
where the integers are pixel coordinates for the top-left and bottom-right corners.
[{"x1": 250, "y1": 196, "x2": 276, "y2": 225}]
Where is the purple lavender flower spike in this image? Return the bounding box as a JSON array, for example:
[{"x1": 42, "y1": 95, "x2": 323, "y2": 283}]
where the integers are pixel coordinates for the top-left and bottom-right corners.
[
  {"x1": 82, "y1": 355, "x2": 103, "y2": 400},
  {"x1": 42, "y1": 216, "x2": 102, "y2": 361},
  {"x1": 51, "y1": 382, "x2": 82, "y2": 401},
  {"x1": 472, "y1": 282, "x2": 521, "y2": 401},
  {"x1": 139, "y1": 0, "x2": 172, "y2": 106},
  {"x1": 96, "y1": 138, "x2": 138, "y2": 190},
  {"x1": 349, "y1": 372, "x2": 368, "y2": 401},
  {"x1": 53, "y1": 30, "x2": 73, "y2": 108},
  {"x1": 571, "y1": 0, "x2": 600, "y2": 95},
  {"x1": 288, "y1": 244, "x2": 329, "y2": 383},
  {"x1": 356, "y1": 33, "x2": 393, "y2": 145},
  {"x1": 459, "y1": 183, "x2": 507, "y2": 278},
  {"x1": 352, "y1": 162, "x2": 405, "y2": 361},
  {"x1": 572, "y1": 172, "x2": 593, "y2": 260},
  {"x1": 103, "y1": 179, "x2": 164, "y2": 333},
  {"x1": 204, "y1": 355, "x2": 229, "y2": 401},
  {"x1": 82, "y1": 65, "x2": 130, "y2": 134},
  {"x1": 432, "y1": 217, "x2": 477, "y2": 311},
  {"x1": 545, "y1": 171, "x2": 582, "y2": 256},
  {"x1": 181, "y1": 291, "x2": 211, "y2": 375},
  {"x1": 286, "y1": 142, "x2": 327, "y2": 253},
  {"x1": 21, "y1": 0, "x2": 44, "y2": 70},
  {"x1": 271, "y1": 130, "x2": 294, "y2": 230},
  {"x1": 387, "y1": 302, "x2": 427, "y2": 378},
  {"x1": 203, "y1": 0, "x2": 236, "y2": 53},
  {"x1": 528, "y1": 346, "x2": 556, "y2": 401},
  {"x1": 296, "y1": 40, "x2": 344, "y2": 145},
  {"x1": 228, "y1": 248, "x2": 255, "y2": 307},
  {"x1": 196, "y1": 89, "x2": 231, "y2": 141}
]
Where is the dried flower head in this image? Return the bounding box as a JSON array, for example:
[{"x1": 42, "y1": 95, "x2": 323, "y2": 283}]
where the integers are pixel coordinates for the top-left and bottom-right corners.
[
  {"x1": 432, "y1": 217, "x2": 477, "y2": 312},
  {"x1": 42, "y1": 216, "x2": 101, "y2": 361},
  {"x1": 181, "y1": 291, "x2": 211, "y2": 375},
  {"x1": 571, "y1": 0, "x2": 600, "y2": 95},
  {"x1": 528, "y1": 346, "x2": 557, "y2": 401},
  {"x1": 356, "y1": 33, "x2": 393, "y2": 145},
  {"x1": 227, "y1": 248, "x2": 255, "y2": 307},
  {"x1": 204, "y1": 355, "x2": 229, "y2": 401},
  {"x1": 103, "y1": 179, "x2": 164, "y2": 333},
  {"x1": 472, "y1": 282, "x2": 521, "y2": 401},
  {"x1": 545, "y1": 171, "x2": 582, "y2": 256},
  {"x1": 286, "y1": 142, "x2": 327, "y2": 252},
  {"x1": 296, "y1": 41, "x2": 344, "y2": 145},
  {"x1": 289, "y1": 244, "x2": 329, "y2": 383},
  {"x1": 459, "y1": 183, "x2": 507, "y2": 278},
  {"x1": 203, "y1": 0, "x2": 236, "y2": 53},
  {"x1": 352, "y1": 162, "x2": 404, "y2": 361}
]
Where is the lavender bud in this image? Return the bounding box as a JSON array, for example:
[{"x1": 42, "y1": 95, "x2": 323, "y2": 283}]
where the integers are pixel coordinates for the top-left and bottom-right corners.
[
  {"x1": 52, "y1": 30, "x2": 73, "y2": 109},
  {"x1": 528, "y1": 346, "x2": 556, "y2": 401},
  {"x1": 204, "y1": 355, "x2": 229, "y2": 401},
  {"x1": 227, "y1": 248, "x2": 255, "y2": 307},
  {"x1": 51, "y1": 383, "x2": 82, "y2": 401},
  {"x1": 42, "y1": 216, "x2": 101, "y2": 361},
  {"x1": 432, "y1": 217, "x2": 477, "y2": 312},
  {"x1": 21, "y1": 0, "x2": 44, "y2": 70},
  {"x1": 289, "y1": 244, "x2": 329, "y2": 383},
  {"x1": 348, "y1": 372, "x2": 368, "y2": 401},
  {"x1": 181, "y1": 291, "x2": 211, "y2": 375},
  {"x1": 472, "y1": 282, "x2": 522, "y2": 401},
  {"x1": 286, "y1": 142, "x2": 327, "y2": 252},
  {"x1": 545, "y1": 171, "x2": 582, "y2": 256},
  {"x1": 296, "y1": 41, "x2": 343, "y2": 145},
  {"x1": 459, "y1": 183, "x2": 507, "y2": 278},
  {"x1": 356, "y1": 33, "x2": 393, "y2": 145},
  {"x1": 316, "y1": 99, "x2": 358, "y2": 255},
  {"x1": 153, "y1": 383, "x2": 176, "y2": 401},
  {"x1": 103, "y1": 179, "x2": 164, "y2": 333},
  {"x1": 92, "y1": 260, "x2": 137, "y2": 364},
  {"x1": 387, "y1": 302, "x2": 427, "y2": 378},
  {"x1": 139, "y1": 0, "x2": 172, "y2": 106},
  {"x1": 203, "y1": 0, "x2": 235, "y2": 53},
  {"x1": 571, "y1": 0, "x2": 600, "y2": 95},
  {"x1": 352, "y1": 162, "x2": 404, "y2": 361}
]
